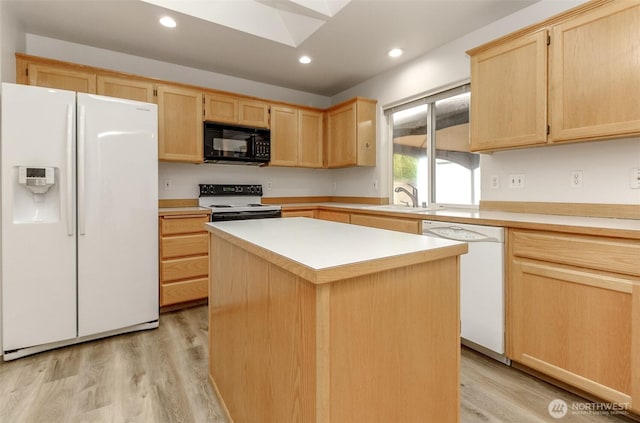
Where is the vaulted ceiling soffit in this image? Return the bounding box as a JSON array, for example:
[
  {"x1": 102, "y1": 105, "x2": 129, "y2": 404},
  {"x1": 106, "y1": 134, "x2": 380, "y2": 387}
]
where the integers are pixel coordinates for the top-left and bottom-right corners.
[{"x1": 140, "y1": 0, "x2": 351, "y2": 46}]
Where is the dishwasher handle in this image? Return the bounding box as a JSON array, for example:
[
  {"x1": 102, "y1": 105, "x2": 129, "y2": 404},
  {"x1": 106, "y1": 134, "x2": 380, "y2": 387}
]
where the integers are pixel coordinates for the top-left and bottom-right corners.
[{"x1": 423, "y1": 227, "x2": 499, "y2": 242}]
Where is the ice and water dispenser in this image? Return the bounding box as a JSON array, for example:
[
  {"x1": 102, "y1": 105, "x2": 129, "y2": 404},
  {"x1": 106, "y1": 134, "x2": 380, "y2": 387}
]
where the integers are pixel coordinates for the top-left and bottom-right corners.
[{"x1": 13, "y1": 166, "x2": 60, "y2": 223}]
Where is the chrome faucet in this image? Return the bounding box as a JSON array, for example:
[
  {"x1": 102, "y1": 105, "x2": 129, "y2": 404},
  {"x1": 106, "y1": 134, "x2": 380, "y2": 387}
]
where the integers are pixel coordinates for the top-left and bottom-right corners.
[{"x1": 394, "y1": 184, "x2": 418, "y2": 207}]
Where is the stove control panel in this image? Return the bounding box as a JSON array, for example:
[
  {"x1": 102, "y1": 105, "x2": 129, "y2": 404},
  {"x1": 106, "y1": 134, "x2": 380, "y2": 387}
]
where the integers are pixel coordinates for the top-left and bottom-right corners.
[{"x1": 199, "y1": 184, "x2": 263, "y2": 196}]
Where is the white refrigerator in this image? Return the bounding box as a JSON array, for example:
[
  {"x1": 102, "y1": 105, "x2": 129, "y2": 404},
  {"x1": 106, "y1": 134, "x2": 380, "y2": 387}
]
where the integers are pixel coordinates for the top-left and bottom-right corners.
[{"x1": 1, "y1": 82, "x2": 159, "y2": 360}]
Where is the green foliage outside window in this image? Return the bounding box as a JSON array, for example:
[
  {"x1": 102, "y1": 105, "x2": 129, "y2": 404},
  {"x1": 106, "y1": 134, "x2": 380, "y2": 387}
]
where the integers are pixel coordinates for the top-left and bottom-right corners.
[{"x1": 393, "y1": 154, "x2": 417, "y2": 182}]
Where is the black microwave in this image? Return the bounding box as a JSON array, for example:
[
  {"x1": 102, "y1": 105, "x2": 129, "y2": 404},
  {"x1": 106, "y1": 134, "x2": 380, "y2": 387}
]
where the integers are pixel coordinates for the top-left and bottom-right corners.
[{"x1": 203, "y1": 122, "x2": 270, "y2": 165}]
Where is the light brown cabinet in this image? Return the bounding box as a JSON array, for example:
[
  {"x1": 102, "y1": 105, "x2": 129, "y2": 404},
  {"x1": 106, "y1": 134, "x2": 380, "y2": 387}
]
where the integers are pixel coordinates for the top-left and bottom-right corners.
[
  {"x1": 157, "y1": 85, "x2": 203, "y2": 163},
  {"x1": 159, "y1": 214, "x2": 210, "y2": 307},
  {"x1": 281, "y1": 210, "x2": 316, "y2": 218},
  {"x1": 350, "y1": 213, "x2": 421, "y2": 234},
  {"x1": 325, "y1": 97, "x2": 376, "y2": 168},
  {"x1": 469, "y1": 30, "x2": 548, "y2": 151},
  {"x1": 16, "y1": 54, "x2": 377, "y2": 168},
  {"x1": 548, "y1": 0, "x2": 640, "y2": 142},
  {"x1": 96, "y1": 75, "x2": 154, "y2": 103},
  {"x1": 315, "y1": 210, "x2": 350, "y2": 223},
  {"x1": 270, "y1": 105, "x2": 323, "y2": 168},
  {"x1": 468, "y1": 0, "x2": 640, "y2": 151},
  {"x1": 204, "y1": 92, "x2": 270, "y2": 128},
  {"x1": 20, "y1": 59, "x2": 97, "y2": 93},
  {"x1": 508, "y1": 229, "x2": 640, "y2": 412}
]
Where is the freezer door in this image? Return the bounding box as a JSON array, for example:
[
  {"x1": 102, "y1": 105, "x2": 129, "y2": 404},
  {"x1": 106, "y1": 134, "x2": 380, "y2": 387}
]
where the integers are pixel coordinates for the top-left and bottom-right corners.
[
  {"x1": 1, "y1": 83, "x2": 77, "y2": 352},
  {"x1": 76, "y1": 93, "x2": 158, "y2": 337}
]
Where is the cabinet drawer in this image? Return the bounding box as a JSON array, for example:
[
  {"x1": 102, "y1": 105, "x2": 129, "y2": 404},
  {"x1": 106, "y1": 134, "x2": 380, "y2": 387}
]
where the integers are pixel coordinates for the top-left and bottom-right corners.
[
  {"x1": 161, "y1": 234, "x2": 208, "y2": 259},
  {"x1": 511, "y1": 230, "x2": 640, "y2": 277},
  {"x1": 316, "y1": 210, "x2": 350, "y2": 223},
  {"x1": 160, "y1": 277, "x2": 208, "y2": 306},
  {"x1": 161, "y1": 256, "x2": 208, "y2": 282},
  {"x1": 160, "y1": 215, "x2": 209, "y2": 235},
  {"x1": 350, "y1": 214, "x2": 420, "y2": 234}
]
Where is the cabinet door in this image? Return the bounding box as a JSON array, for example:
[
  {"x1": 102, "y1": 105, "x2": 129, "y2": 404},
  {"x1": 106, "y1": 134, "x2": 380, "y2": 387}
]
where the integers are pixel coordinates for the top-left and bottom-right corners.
[
  {"x1": 204, "y1": 93, "x2": 239, "y2": 124},
  {"x1": 350, "y1": 214, "x2": 420, "y2": 234},
  {"x1": 97, "y1": 75, "x2": 154, "y2": 102},
  {"x1": 270, "y1": 105, "x2": 299, "y2": 166},
  {"x1": 239, "y1": 100, "x2": 270, "y2": 128},
  {"x1": 26, "y1": 63, "x2": 96, "y2": 93},
  {"x1": 549, "y1": 1, "x2": 640, "y2": 142},
  {"x1": 326, "y1": 103, "x2": 357, "y2": 168},
  {"x1": 470, "y1": 30, "x2": 548, "y2": 151},
  {"x1": 316, "y1": 210, "x2": 350, "y2": 223},
  {"x1": 298, "y1": 109, "x2": 323, "y2": 168},
  {"x1": 157, "y1": 85, "x2": 203, "y2": 163},
  {"x1": 510, "y1": 258, "x2": 638, "y2": 407}
]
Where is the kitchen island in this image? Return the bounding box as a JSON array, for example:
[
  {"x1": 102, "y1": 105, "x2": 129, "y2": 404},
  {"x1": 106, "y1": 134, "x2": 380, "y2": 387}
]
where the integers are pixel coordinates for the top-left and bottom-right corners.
[{"x1": 206, "y1": 217, "x2": 468, "y2": 423}]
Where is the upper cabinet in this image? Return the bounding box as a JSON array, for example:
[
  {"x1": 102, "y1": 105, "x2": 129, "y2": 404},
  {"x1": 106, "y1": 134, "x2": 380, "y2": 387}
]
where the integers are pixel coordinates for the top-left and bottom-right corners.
[
  {"x1": 468, "y1": 0, "x2": 640, "y2": 152},
  {"x1": 17, "y1": 56, "x2": 97, "y2": 93},
  {"x1": 157, "y1": 84, "x2": 203, "y2": 163},
  {"x1": 469, "y1": 31, "x2": 548, "y2": 151},
  {"x1": 97, "y1": 75, "x2": 154, "y2": 103},
  {"x1": 16, "y1": 54, "x2": 376, "y2": 168},
  {"x1": 548, "y1": 1, "x2": 640, "y2": 142},
  {"x1": 270, "y1": 105, "x2": 323, "y2": 168},
  {"x1": 204, "y1": 92, "x2": 270, "y2": 128},
  {"x1": 325, "y1": 97, "x2": 376, "y2": 168}
]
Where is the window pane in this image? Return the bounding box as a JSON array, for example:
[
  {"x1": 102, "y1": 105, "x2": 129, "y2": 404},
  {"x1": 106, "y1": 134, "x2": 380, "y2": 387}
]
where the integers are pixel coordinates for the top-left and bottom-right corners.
[
  {"x1": 433, "y1": 92, "x2": 480, "y2": 205},
  {"x1": 391, "y1": 104, "x2": 429, "y2": 206}
]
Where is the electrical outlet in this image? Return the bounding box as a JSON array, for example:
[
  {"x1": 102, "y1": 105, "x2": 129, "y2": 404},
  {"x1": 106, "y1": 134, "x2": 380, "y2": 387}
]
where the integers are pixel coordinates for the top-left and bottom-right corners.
[
  {"x1": 631, "y1": 168, "x2": 640, "y2": 189},
  {"x1": 163, "y1": 179, "x2": 172, "y2": 191},
  {"x1": 570, "y1": 170, "x2": 583, "y2": 188},
  {"x1": 266, "y1": 182, "x2": 273, "y2": 190},
  {"x1": 373, "y1": 179, "x2": 378, "y2": 190},
  {"x1": 508, "y1": 174, "x2": 525, "y2": 188},
  {"x1": 490, "y1": 175, "x2": 499, "y2": 189}
]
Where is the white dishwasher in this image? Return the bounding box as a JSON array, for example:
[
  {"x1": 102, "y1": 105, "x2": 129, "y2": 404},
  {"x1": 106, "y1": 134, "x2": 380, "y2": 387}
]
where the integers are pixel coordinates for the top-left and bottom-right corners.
[{"x1": 422, "y1": 220, "x2": 508, "y2": 364}]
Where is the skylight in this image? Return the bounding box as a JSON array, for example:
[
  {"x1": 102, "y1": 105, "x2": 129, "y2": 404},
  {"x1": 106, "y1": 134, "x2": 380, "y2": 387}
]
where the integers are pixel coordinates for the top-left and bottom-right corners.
[{"x1": 142, "y1": 0, "x2": 351, "y2": 47}]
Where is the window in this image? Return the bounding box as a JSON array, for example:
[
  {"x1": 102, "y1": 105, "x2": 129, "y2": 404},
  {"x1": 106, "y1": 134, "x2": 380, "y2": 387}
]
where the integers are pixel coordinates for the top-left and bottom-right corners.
[{"x1": 387, "y1": 85, "x2": 479, "y2": 207}]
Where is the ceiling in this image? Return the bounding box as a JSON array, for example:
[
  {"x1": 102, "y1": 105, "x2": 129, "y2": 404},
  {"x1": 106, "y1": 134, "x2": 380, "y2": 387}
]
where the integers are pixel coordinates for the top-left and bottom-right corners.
[{"x1": 5, "y1": 0, "x2": 539, "y2": 96}]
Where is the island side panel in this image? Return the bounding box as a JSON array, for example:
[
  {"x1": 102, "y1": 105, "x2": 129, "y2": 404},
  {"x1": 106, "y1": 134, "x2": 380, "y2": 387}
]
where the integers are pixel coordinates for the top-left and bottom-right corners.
[
  {"x1": 209, "y1": 234, "x2": 317, "y2": 423},
  {"x1": 328, "y1": 256, "x2": 461, "y2": 423}
]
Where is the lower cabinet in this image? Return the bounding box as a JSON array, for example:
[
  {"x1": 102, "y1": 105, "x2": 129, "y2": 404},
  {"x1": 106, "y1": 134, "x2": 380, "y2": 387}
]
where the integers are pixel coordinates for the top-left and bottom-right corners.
[
  {"x1": 281, "y1": 209, "x2": 315, "y2": 218},
  {"x1": 315, "y1": 210, "x2": 351, "y2": 223},
  {"x1": 508, "y1": 229, "x2": 640, "y2": 412},
  {"x1": 351, "y1": 213, "x2": 421, "y2": 234},
  {"x1": 284, "y1": 207, "x2": 422, "y2": 234},
  {"x1": 159, "y1": 214, "x2": 210, "y2": 307}
]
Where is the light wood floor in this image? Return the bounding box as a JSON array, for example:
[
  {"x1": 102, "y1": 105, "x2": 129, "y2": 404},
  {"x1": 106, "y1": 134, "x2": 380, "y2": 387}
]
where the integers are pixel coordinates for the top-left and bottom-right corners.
[{"x1": 0, "y1": 305, "x2": 635, "y2": 423}]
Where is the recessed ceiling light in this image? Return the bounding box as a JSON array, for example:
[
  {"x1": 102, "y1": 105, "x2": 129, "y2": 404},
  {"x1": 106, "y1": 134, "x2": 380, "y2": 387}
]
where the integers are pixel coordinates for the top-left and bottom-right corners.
[
  {"x1": 159, "y1": 16, "x2": 177, "y2": 28},
  {"x1": 388, "y1": 48, "x2": 403, "y2": 58},
  {"x1": 299, "y1": 55, "x2": 312, "y2": 64}
]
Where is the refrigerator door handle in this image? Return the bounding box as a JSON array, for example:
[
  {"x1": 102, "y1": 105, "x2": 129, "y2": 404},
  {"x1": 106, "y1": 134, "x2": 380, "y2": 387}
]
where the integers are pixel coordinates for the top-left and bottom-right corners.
[
  {"x1": 78, "y1": 104, "x2": 86, "y2": 235},
  {"x1": 66, "y1": 104, "x2": 74, "y2": 236}
]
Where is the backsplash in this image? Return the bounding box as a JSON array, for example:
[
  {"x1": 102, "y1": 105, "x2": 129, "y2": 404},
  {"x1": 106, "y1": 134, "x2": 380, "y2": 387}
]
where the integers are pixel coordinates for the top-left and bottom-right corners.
[
  {"x1": 480, "y1": 137, "x2": 640, "y2": 205},
  {"x1": 158, "y1": 162, "x2": 334, "y2": 200}
]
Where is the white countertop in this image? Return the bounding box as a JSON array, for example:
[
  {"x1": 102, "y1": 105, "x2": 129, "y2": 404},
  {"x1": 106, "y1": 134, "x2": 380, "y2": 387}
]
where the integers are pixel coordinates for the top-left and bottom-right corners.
[
  {"x1": 280, "y1": 202, "x2": 640, "y2": 237},
  {"x1": 205, "y1": 217, "x2": 466, "y2": 271}
]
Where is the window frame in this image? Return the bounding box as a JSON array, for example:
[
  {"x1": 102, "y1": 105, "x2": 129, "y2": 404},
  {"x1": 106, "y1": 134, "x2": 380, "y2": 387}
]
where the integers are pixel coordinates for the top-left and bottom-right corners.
[{"x1": 385, "y1": 83, "x2": 478, "y2": 208}]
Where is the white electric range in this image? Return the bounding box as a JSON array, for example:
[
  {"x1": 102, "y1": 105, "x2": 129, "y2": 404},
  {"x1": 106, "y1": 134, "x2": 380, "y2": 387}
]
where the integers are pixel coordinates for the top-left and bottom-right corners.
[{"x1": 198, "y1": 184, "x2": 281, "y2": 221}]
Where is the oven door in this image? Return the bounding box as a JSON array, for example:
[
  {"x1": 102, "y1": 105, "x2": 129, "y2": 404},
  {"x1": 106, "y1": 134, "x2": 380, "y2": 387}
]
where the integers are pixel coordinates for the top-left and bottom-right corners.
[{"x1": 210, "y1": 210, "x2": 282, "y2": 221}]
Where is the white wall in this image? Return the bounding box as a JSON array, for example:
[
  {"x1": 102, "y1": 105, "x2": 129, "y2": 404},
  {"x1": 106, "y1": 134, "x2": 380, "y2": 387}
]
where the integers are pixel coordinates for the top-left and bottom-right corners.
[
  {"x1": 329, "y1": 0, "x2": 640, "y2": 206},
  {"x1": 159, "y1": 162, "x2": 334, "y2": 199}
]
